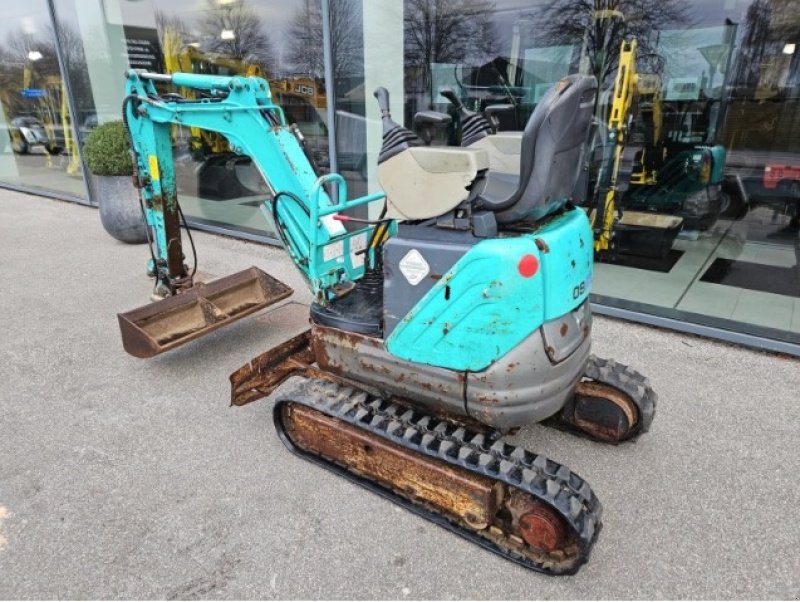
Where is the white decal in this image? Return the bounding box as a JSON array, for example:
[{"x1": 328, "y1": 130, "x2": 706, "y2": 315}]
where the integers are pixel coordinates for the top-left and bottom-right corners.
[
  {"x1": 323, "y1": 240, "x2": 344, "y2": 263},
  {"x1": 350, "y1": 233, "x2": 367, "y2": 268},
  {"x1": 399, "y1": 249, "x2": 430, "y2": 286}
]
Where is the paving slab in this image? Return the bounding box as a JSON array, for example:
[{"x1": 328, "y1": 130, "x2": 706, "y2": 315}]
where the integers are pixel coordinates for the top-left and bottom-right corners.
[{"x1": 1, "y1": 190, "x2": 798, "y2": 599}]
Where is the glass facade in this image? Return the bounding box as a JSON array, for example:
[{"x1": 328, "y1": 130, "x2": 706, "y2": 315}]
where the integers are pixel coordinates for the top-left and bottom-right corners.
[
  {"x1": 0, "y1": 2, "x2": 87, "y2": 200},
  {"x1": 0, "y1": 0, "x2": 798, "y2": 352},
  {"x1": 393, "y1": 0, "x2": 800, "y2": 348}
]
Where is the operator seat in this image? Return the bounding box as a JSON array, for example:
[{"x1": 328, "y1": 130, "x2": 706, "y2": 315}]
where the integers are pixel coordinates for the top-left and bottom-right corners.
[
  {"x1": 374, "y1": 88, "x2": 489, "y2": 221},
  {"x1": 479, "y1": 74, "x2": 598, "y2": 224}
]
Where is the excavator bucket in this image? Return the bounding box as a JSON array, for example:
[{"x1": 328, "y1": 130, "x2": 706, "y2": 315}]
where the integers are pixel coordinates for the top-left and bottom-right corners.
[{"x1": 118, "y1": 266, "x2": 293, "y2": 358}]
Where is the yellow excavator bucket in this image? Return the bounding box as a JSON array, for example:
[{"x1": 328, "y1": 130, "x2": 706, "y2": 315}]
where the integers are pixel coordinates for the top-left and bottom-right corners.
[{"x1": 118, "y1": 266, "x2": 292, "y2": 358}]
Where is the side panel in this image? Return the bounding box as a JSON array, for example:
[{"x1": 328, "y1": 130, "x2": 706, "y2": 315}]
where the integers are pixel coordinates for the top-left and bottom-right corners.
[
  {"x1": 383, "y1": 226, "x2": 475, "y2": 337},
  {"x1": 312, "y1": 325, "x2": 468, "y2": 418},
  {"x1": 537, "y1": 209, "x2": 594, "y2": 321},
  {"x1": 386, "y1": 208, "x2": 593, "y2": 372},
  {"x1": 386, "y1": 236, "x2": 544, "y2": 372}
]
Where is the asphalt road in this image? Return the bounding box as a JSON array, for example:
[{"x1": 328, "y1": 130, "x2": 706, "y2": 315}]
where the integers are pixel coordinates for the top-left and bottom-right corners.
[{"x1": 1, "y1": 190, "x2": 798, "y2": 599}]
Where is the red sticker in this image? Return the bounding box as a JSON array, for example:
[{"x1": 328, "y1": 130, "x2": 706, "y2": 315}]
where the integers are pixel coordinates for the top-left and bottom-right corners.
[{"x1": 518, "y1": 254, "x2": 539, "y2": 278}]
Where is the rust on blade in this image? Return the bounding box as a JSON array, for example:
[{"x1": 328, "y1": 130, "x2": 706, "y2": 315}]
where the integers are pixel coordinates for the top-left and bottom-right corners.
[
  {"x1": 281, "y1": 403, "x2": 501, "y2": 529},
  {"x1": 118, "y1": 266, "x2": 292, "y2": 358},
  {"x1": 229, "y1": 329, "x2": 315, "y2": 406}
]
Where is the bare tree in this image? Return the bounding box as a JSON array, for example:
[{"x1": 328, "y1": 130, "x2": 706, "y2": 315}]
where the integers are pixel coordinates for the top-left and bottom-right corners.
[
  {"x1": 286, "y1": 0, "x2": 363, "y2": 78},
  {"x1": 197, "y1": 0, "x2": 276, "y2": 75},
  {"x1": 536, "y1": 0, "x2": 691, "y2": 86},
  {"x1": 0, "y1": 30, "x2": 63, "y2": 118},
  {"x1": 404, "y1": 0, "x2": 498, "y2": 93},
  {"x1": 155, "y1": 9, "x2": 193, "y2": 49}
]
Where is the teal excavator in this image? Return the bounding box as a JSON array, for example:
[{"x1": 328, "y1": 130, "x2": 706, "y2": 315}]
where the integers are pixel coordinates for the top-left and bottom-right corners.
[{"x1": 117, "y1": 69, "x2": 656, "y2": 575}]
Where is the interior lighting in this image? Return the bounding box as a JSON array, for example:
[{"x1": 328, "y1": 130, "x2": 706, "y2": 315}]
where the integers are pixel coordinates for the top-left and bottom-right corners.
[{"x1": 783, "y1": 43, "x2": 796, "y2": 55}]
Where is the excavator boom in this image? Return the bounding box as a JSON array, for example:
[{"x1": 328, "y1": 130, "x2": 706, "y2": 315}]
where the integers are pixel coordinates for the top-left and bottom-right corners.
[{"x1": 118, "y1": 70, "x2": 386, "y2": 355}]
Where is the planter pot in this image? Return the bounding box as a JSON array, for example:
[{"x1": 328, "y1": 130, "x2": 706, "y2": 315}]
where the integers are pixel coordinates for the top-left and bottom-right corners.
[{"x1": 91, "y1": 174, "x2": 149, "y2": 244}]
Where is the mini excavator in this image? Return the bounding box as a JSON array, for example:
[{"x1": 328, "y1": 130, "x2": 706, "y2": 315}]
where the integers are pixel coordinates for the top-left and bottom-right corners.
[{"x1": 118, "y1": 69, "x2": 657, "y2": 575}]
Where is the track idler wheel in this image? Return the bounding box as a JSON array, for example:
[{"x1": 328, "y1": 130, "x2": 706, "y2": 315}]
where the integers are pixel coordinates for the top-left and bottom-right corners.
[{"x1": 551, "y1": 355, "x2": 657, "y2": 443}]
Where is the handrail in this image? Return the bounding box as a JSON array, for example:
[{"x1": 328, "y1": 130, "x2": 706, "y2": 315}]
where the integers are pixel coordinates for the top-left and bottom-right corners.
[{"x1": 307, "y1": 173, "x2": 386, "y2": 286}]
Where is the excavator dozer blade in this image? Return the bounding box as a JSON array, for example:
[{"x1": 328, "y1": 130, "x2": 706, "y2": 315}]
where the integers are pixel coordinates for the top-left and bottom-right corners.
[{"x1": 118, "y1": 266, "x2": 293, "y2": 358}]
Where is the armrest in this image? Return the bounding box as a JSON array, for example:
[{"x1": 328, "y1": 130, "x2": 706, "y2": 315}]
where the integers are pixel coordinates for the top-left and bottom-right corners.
[{"x1": 413, "y1": 110, "x2": 452, "y2": 145}]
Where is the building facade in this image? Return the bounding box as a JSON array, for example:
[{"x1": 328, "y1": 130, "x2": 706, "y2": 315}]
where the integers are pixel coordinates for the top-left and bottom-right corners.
[{"x1": 1, "y1": 0, "x2": 799, "y2": 354}]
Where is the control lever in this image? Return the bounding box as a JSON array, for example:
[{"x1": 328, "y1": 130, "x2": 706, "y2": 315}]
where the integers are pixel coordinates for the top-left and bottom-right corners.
[
  {"x1": 373, "y1": 87, "x2": 422, "y2": 164},
  {"x1": 439, "y1": 87, "x2": 495, "y2": 146}
]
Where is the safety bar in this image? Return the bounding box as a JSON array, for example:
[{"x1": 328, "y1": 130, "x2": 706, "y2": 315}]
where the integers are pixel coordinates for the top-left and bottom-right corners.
[
  {"x1": 308, "y1": 174, "x2": 387, "y2": 283},
  {"x1": 310, "y1": 174, "x2": 385, "y2": 224}
]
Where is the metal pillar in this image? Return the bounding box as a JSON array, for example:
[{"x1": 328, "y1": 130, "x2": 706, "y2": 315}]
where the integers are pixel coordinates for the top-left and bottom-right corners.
[{"x1": 321, "y1": 0, "x2": 339, "y2": 177}]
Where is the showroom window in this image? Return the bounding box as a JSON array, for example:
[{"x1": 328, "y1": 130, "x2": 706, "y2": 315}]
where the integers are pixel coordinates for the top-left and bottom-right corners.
[
  {"x1": 392, "y1": 0, "x2": 800, "y2": 348},
  {"x1": 49, "y1": 0, "x2": 346, "y2": 240},
  {"x1": 0, "y1": 0, "x2": 798, "y2": 353},
  {"x1": 0, "y1": 2, "x2": 87, "y2": 200}
]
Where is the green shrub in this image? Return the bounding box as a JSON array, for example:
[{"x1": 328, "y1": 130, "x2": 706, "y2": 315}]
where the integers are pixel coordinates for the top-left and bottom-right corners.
[{"x1": 83, "y1": 121, "x2": 133, "y2": 176}]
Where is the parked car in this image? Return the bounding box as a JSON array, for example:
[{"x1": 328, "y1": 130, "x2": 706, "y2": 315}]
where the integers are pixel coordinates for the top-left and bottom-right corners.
[{"x1": 10, "y1": 116, "x2": 64, "y2": 155}]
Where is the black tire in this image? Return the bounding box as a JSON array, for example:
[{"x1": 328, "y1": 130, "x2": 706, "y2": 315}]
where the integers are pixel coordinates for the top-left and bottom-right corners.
[
  {"x1": 12, "y1": 139, "x2": 28, "y2": 155},
  {"x1": 720, "y1": 177, "x2": 748, "y2": 220}
]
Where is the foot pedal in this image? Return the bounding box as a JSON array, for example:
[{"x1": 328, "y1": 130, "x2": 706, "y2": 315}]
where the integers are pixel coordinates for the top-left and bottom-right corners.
[{"x1": 118, "y1": 266, "x2": 293, "y2": 358}]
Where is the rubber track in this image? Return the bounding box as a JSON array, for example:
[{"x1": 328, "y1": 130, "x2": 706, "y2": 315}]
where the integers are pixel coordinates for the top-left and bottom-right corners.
[
  {"x1": 583, "y1": 354, "x2": 657, "y2": 437},
  {"x1": 273, "y1": 376, "x2": 603, "y2": 575}
]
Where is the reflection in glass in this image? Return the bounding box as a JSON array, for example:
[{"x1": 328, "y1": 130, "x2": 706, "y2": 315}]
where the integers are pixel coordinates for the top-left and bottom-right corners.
[
  {"x1": 141, "y1": 0, "x2": 332, "y2": 238},
  {"x1": 0, "y1": 3, "x2": 85, "y2": 198},
  {"x1": 398, "y1": 0, "x2": 800, "y2": 343}
]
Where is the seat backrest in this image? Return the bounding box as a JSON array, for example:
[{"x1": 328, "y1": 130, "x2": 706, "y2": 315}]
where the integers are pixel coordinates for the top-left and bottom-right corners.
[{"x1": 478, "y1": 74, "x2": 597, "y2": 224}]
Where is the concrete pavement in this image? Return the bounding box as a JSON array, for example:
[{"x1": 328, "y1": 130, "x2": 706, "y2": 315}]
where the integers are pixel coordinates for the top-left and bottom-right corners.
[{"x1": 1, "y1": 189, "x2": 798, "y2": 599}]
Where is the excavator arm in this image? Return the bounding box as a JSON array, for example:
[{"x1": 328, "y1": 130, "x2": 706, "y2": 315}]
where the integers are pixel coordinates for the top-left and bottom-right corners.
[
  {"x1": 123, "y1": 69, "x2": 385, "y2": 298},
  {"x1": 118, "y1": 70, "x2": 387, "y2": 356},
  {"x1": 592, "y1": 39, "x2": 639, "y2": 253}
]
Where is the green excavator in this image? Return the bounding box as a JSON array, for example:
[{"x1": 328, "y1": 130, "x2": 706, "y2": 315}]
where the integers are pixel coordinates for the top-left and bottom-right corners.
[{"x1": 117, "y1": 68, "x2": 656, "y2": 575}]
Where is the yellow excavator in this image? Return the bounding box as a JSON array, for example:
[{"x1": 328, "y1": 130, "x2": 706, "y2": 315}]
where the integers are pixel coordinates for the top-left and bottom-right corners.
[
  {"x1": 15, "y1": 63, "x2": 81, "y2": 175},
  {"x1": 590, "y1": 39, "x2": 728, "y2": 259},
  {"x1": 0, "y1": 88, "x2": 25, "y2": 154},
  {"x1": 161, "y1": 29, "x2": 327, "y2": 199},
  {"x1": 590, "y1": 39, "x2": 683, "y2": 257},
  {"x1": 161, "y1": 29, "x2": 264, "y2": 158}
]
